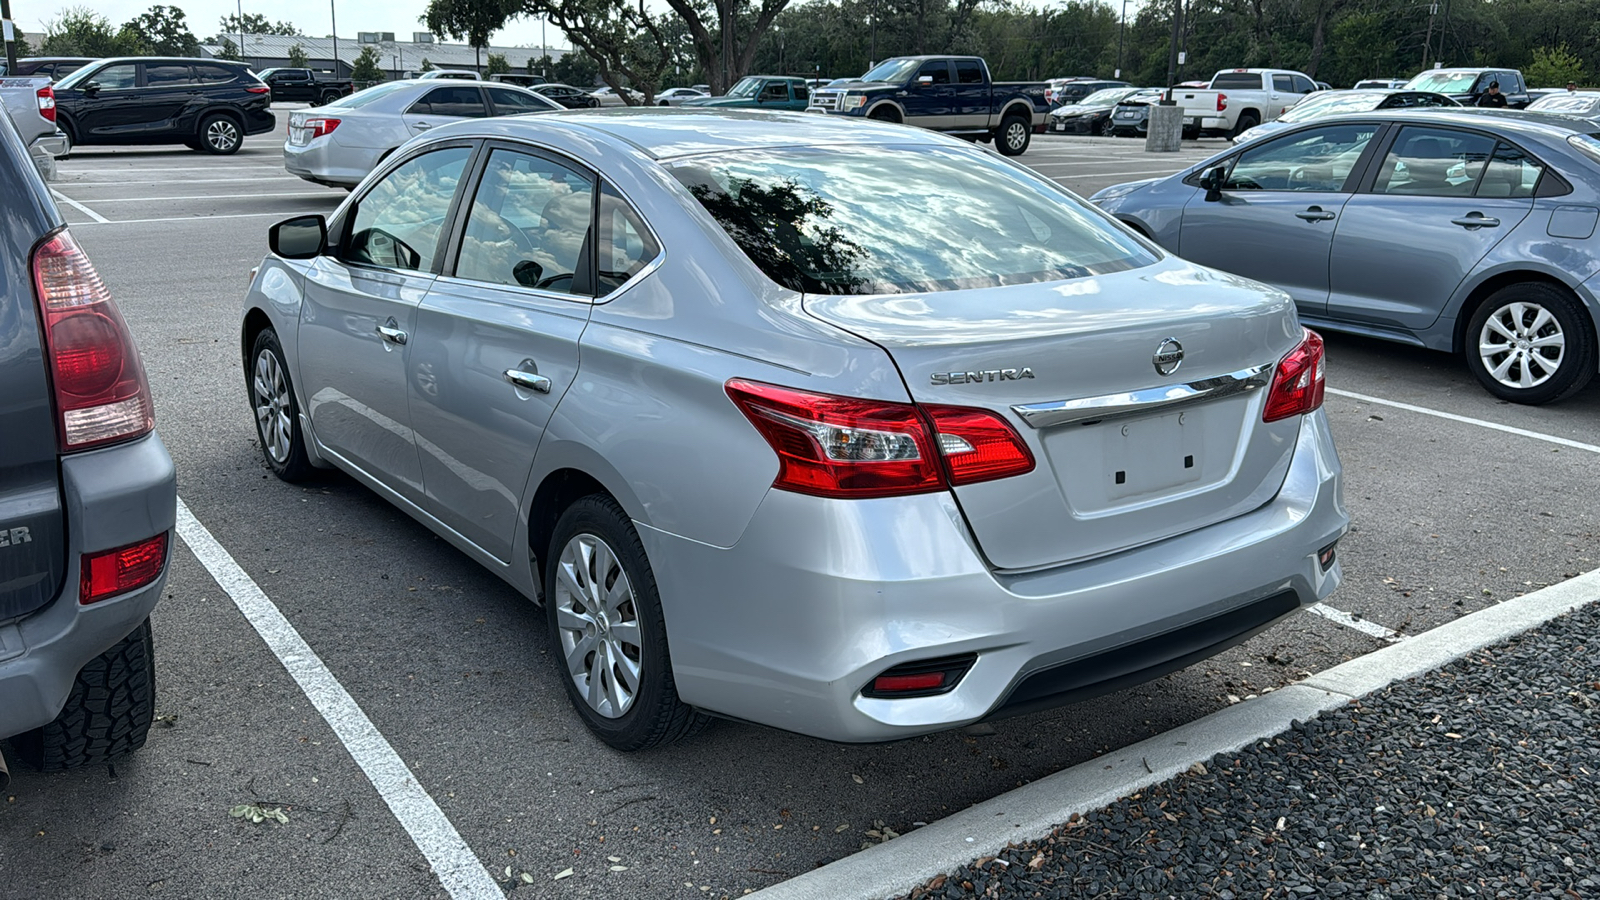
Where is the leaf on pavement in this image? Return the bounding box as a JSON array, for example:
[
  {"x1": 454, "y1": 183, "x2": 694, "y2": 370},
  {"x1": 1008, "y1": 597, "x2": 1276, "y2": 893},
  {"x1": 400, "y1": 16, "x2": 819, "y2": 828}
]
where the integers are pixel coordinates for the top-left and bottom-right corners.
[{"x1": 553, "y1": 867, "x2": 574, "y2": 881}]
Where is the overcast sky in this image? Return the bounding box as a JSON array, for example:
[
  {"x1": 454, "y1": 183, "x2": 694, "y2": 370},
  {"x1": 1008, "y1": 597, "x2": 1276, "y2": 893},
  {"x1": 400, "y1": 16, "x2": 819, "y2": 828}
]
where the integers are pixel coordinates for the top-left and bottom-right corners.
[{"x1": 12, "y1": 0, "x2": 570, "y2": 50}]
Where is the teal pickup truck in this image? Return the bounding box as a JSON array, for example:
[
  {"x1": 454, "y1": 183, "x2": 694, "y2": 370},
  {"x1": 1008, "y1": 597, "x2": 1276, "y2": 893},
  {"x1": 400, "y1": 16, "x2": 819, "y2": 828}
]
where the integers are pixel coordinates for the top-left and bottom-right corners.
[{"x1": 680, "y1": 76, "x2": 811, "y2": 111}]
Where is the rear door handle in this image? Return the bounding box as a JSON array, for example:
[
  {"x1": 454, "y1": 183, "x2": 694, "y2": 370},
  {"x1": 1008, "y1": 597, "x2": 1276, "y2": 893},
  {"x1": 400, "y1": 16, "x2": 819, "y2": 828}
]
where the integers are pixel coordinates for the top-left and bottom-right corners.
[
  {"x1": 413, "y1": 121, "x2": 432, "y2": 130},
  {"x1": 1295, "y1": 207, "x2": 1336, "y2": 222},
  {"x1": 376, "y1": 324, "x2": 408, "y2": 345},
  {"x1": 504, "y1": 368, "x2": 552, "y2": 393},
  {"x1": 1451, "y1": 214, "x2": 1500, "y2": 228}
]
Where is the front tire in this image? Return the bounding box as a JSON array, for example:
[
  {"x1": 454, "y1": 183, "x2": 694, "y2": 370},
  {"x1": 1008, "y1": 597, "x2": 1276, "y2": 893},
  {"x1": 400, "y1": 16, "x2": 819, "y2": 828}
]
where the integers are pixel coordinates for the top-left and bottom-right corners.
[
  {"x1": 1465, "y1": 283, "x2": 1596, "y2": 404},
  {"x1": 545, "y1": 495, "x2": 709, "y2": 751},
  {"x1": 248, "y1": 329, "x2": 315, "y2": 481},
  {"x1": 10, "y1": 619, "x2": 156, "y2": 771},
  {"x1": 198, "y1": 113, "x2": 242, "y2": 154},
  {"x1": 995, "y1": 113, "x2": 1031, "y2": 156}
]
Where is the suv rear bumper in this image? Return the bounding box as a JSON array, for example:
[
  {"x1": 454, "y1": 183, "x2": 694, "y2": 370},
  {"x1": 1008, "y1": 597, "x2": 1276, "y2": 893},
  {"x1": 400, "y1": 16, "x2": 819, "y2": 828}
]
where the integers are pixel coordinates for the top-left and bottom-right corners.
[
  {"x1": 0, "y1": 433, "x2": 176, "y2": 741},
  {"x1": 643, "y1": 410, "x2": 1346, "y2": 743}
]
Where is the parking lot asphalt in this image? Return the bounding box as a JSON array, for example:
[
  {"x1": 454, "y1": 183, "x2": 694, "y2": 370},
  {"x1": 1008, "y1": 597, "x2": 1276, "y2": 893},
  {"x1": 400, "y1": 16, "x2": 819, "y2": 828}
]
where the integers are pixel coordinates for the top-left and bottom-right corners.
[{"x1": 1, "y1": 123, "x2": 1597, "y2": 900}]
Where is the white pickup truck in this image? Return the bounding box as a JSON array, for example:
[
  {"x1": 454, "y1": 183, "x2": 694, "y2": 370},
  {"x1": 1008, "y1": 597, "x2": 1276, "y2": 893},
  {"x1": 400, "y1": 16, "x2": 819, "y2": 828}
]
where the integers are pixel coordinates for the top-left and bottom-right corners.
[
  {"x1": 1172, "y1": 68, "x2": 1320, "y2": 138},
  {"x1": 0, "y1": 75, "x2": 66, "y2": 179}
]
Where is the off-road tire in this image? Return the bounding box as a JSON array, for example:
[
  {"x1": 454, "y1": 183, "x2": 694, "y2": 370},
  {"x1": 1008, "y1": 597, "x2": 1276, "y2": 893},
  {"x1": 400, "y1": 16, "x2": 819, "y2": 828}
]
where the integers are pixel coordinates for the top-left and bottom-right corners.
[
  {"x1": 10, "y1": 619, "x2": 156, "y2": 771},
  {"x1": 545, "y1": 495, "x2": 710, "y2": 751}
]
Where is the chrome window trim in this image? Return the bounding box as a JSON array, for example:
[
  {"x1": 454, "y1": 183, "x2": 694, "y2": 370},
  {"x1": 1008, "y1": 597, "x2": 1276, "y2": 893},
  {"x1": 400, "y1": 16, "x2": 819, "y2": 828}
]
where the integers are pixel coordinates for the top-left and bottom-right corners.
[{"x1": 1011, "y1": 364, "x2": 1273, "y2": 429}]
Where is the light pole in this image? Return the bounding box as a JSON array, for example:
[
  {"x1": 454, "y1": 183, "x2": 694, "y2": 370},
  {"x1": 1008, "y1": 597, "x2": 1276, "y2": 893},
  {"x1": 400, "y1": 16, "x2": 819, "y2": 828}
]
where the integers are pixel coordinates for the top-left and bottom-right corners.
[
  {"x1": 2, "y1": 0, "x2": 20, "y2": 74},
  {"x1": 1115, "y1": 0, "x2": 1128, "y2": 79},
  {"x1": 330, "y1": 0, "x2": 339, "y2": 78},
  {"x1": 542, "y1": 18, "x2": 548, "y2": 78},
  {"x1": 236, "y1": 0, "x2": 245, "y2": 65}
]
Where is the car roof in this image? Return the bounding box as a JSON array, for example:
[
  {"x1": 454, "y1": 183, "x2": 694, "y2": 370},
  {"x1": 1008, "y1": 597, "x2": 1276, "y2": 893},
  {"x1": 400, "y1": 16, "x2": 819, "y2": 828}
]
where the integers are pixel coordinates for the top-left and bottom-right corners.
[
  {"x1": 431, "y1": 108, "x2": 951, "y2": 160},
  {"x1": 1320, "y1": 107, "x2": 1600, "y2": 136},
  {"x1": 87, "y1": 56, "x2": 247, "y2": 66}
]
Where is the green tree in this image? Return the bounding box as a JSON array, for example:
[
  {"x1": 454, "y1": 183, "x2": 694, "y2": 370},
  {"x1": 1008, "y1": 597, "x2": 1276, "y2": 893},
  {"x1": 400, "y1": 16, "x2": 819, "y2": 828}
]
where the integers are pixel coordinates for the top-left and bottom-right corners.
[
  {"x1": 351, "y1": 45, "x2": 384, "y2": 83},
  {"x1": 486, "y1": 52, "x2": 511, "y2": 74},
  {"x1": 553, "y1": 48, "x2": 600, "y2": 85},
  {"x1": 514, "y1": 0, "x2": 674, "y2": 102},
  {"x1": 213, "y1": 36, "x2": 242, "y2": 60},
  {"x1": 423, "y1": 0, "x2": 518, "y2": 70},
  {"x1": 40, "y1": 7, "x2": 144, "y2": 56},
  {"x1": 122, "y1": 5, "x2": 199, "y2": 56},
  {"x1": 218, "y1": 12, "x2": 299, "y2": 37},
  {"x1": 420, "y1": 56, "x2": 435, "y2": 72},
  {"x1": 1526, "y1": 44, "x2": 1585, "y2": 87},
  {"x1": 287, "y1": 43, "x2": 309, "y2": 67}
]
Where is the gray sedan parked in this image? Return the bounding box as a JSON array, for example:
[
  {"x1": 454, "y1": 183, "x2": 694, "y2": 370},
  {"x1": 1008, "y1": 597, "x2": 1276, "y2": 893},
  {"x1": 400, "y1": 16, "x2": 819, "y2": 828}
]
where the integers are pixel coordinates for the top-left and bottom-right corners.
[
  {"x1": 1094, "y1": 109, "x2": 1600, "y2": 404},
  {"x1": 242, "y1": 110, "x2": 1347, "y2": 750}
]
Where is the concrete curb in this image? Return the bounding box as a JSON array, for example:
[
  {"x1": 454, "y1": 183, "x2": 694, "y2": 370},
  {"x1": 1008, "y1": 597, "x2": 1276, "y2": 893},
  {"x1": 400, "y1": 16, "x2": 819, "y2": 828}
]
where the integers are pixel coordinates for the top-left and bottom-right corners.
[{"x1": 747, "y1": 567, "x2": 1600, "y2": 900}]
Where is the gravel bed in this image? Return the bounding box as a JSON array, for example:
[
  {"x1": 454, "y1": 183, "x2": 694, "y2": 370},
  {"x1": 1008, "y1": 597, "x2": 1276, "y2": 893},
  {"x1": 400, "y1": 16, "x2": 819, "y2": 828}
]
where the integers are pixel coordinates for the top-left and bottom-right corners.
[{"x1": 900, "y1": 603, "x2": 1600, "y2": 900}]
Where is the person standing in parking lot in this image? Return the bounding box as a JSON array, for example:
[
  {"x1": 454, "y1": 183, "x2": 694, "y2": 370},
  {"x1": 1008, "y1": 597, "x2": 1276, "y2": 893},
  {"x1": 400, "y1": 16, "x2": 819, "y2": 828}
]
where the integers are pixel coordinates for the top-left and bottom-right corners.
[
  {"x1": 1568, "y1": 82, "x2": 1580, "y2": 92},
  {"x1": 1477, "y1": 82, "x2": 1508, "y2": 107}
]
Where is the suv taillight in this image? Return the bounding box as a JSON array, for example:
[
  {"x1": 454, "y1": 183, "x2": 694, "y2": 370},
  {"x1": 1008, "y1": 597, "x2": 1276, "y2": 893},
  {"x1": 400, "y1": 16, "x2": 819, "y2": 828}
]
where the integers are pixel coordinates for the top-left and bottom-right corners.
[
  {"x1": 725, "y1": 380, "x2": 1033, "y2": 499},
  {"x1": 1216, "y1": 92, "x2": 1228, "y2": 111},
  {"x1": 31, "y1": 230, "x2": 155, "y2": 451},
  {"x1": 81, "y1": 533, "x2": 168, "y2": 604},
  {"x1": 305, "y1": 117, "x2": 340, "y2": 138},
  {"x1": 1263, "y1": 330, "x2": 1326, "y2": 422},
  {"x1": 36, "y1": 85, "x2": 56, "y2": 123}
]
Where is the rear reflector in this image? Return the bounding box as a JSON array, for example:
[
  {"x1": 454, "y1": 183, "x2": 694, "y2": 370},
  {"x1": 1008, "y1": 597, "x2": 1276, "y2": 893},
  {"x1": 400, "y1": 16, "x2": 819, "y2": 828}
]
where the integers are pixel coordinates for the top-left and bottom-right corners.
[
  {"x1": 1263, "y1": 329, "x2": 1326, "y2": 422},
  {"x1": 31, "y1": 230, "x2": 155, "y2": 451},
  {"x1": 36, "y1": 85, "x2": 56, "y2": 123},
  {"x1": 862, "y1": 653, "x2": 978, "y2": 699},
  {"x1": 80, "y1": 533, "x2": 168, "y2": 605}
]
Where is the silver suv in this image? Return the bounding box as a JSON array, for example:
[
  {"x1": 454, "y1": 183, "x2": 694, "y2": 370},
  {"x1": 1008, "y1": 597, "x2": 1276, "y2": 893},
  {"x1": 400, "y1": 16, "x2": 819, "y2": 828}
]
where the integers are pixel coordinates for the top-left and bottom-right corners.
[
  {"x1": 0, "y1": 110, "x2": 176, "y2": 782},
  {"x1": 241, "y1": 110, "x2": 1348, "y2": 750}
]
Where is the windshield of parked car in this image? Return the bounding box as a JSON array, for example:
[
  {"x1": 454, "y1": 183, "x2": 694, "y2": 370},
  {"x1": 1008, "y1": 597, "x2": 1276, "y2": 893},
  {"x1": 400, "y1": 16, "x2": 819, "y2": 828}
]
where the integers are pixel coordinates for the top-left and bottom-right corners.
[
  {"x1": 1278, "y1": 91, "x2": 1384, "y2": 122},
  {"x1": 1405, "y1": 71, "x2": 1479, "y2": 93},
  {"x1": 725, "y1": 77, "x2": 763, "y2": 98},
  {"x1": 1080, "y1": 88, "x2": 1139, "y2": 107},
  {"x1": 667, "y1": 146, "x2": 1156, "y2": 295},
  {"x1": 1530, "y1": 93, "x2": 1600, "y2": 113},
  {"x1": 327, "y1": 81, "x2": 415, "y2": 109},
  {"x1": 859, "y1": 58, "x2": 921, "y2": 85}
]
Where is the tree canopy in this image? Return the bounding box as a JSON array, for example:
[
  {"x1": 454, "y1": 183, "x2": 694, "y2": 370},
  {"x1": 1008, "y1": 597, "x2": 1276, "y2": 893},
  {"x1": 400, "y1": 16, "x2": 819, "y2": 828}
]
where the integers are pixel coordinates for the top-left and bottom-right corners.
[
  {"x1": 218, "y1": 12, "x2": 300, "y2": 38},
  {"x1": 123, "y1": 5, "x2": 199, "y2": 56}
]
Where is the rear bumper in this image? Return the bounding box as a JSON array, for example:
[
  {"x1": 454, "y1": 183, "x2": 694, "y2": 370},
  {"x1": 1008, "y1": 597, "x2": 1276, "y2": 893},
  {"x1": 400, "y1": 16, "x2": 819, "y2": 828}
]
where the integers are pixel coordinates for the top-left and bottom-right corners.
[
  {"x1": 30, "y1": 132, "x2": 68, "y2": 158},
  {"x1": 645, "y1": 410, "x2": 1348, "y2": 743},
  {"x1": 244, "y1": 110, "x2": 277, "y2": 136},
  {"x1": 283, "y1": 137, "x2": 378, "y2": 187},
  {"x1": 0, "y1": 433, "x2": 176, "y2": 741}
]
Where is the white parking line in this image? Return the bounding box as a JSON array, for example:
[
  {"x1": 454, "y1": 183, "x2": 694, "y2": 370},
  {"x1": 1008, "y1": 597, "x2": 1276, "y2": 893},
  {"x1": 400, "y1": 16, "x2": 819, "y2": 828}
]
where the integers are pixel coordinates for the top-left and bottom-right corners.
[
  {"x1": 59, "y1": 176, "x2": 305, "y2": 185},
  {"x1": 73, "y1": 210, "x2": 329, "y2": 226},
  {"x1": 1306, "y1": 602, "x2": 1405, "y2": 642},
  {"x1": 1327, "y1": 387, "x2": 1600, "y2": 454},
  {"x1": 49, "y1": 188, "x2": 109, "y2": 223},
  {"x1": 70, "y1": 191, "x2": 340, "y2": 203},
  {"x1": 174, "y1": 499, "x2": 503, "y2": 900}
]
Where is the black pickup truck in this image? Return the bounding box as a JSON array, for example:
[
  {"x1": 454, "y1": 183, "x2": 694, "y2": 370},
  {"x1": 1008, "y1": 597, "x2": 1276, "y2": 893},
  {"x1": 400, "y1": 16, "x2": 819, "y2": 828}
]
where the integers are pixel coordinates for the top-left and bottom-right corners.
[
  {"x1": 256, "y1": 68, "x2": 354, "y2": 104},
  {"x1": 807, "y1": 55, "x2": 1050, "y2": 155}
]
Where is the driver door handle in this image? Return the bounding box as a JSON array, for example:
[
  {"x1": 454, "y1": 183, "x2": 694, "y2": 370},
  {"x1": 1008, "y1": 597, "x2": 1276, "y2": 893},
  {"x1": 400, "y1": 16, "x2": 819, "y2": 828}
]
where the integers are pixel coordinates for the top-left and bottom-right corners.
[
  {"x1": 376, "y1": 324, "x2": 408, "y2": 345},
  {"x1": 504, "y1": 369, "x2": 552, "y2": 393},
  {"x1": 1451, "y1": 214, "x2": 1500, "y2": 228},
  {"x1": 1295, "y1": 207, "x2": 1336, "y2": 222}
]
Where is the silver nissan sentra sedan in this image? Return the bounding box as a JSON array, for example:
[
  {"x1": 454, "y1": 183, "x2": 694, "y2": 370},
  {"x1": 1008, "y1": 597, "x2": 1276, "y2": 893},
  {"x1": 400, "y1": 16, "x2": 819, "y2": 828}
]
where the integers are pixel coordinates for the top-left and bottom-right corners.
[{"x1": 241, "y1": 109, "x2": 1348, "y2": 750}]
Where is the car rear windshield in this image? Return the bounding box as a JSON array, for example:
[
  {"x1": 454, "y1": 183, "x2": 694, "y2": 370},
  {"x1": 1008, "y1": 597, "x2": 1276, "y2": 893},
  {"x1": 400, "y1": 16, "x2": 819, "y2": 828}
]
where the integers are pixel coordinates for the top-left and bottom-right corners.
[
  {"x1": 328, "y1": 81, "x2": 414, "y2": 109},
  {"x1": 666, "y1": 146, "x2": 1156, "y2": 295},
  {"x1": 1405, "y1": 71, "x2": 1479, "y2": 93},
  {"x1": 1532, "y1": 94, "x2": 1600, "y2": 112},
  {"x1": 1211, "y1": 73, "x2": 1264, "y2": 90},
  {"x1": 1278, "y1": 91, "x2": 1384, "y2": 122}
]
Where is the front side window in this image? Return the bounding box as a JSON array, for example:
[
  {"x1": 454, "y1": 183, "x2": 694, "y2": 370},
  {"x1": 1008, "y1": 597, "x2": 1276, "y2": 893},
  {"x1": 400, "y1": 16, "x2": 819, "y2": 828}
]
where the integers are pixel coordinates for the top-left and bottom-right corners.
[
  {"x1": 456, "y1": 148, "x2": 595, "y2": 296},
  {"x1": 344, "y1": 146, "x2": 472, "y2": 272},
  {"x1": 1226, "y1": 123, "x2": 1376, "y2": 192},
  {"x1": 1292, "y1": 75, "x2": 1316, "y2": 94},
  {"x1": 667, "y1": 145, "x2": 1155, "y2": 295},
  {"x1": 916, "y1": 62, "x2": 951, "y2": 85},
  {"x1": 760, "y1": 81, "x2": 789, "y2": 101},
  {"x1": 955, "y1": 60, "x2": 985, "y2": 85},
  {"x1": 87, "y1": 64, "x2": 137, "y2": 90},
  {"x1": 597, "y1": 184, "x2": 660, "y2": 296},
  {"x1": 412, "y1": 86, "x2": 488, "y2": 118},
  {"x1": 143, "y1": 63, "x2": 193, "y2": 87},
  {"x1": 1373, "y1": 126, "x2": 1495, "y2": 196}
]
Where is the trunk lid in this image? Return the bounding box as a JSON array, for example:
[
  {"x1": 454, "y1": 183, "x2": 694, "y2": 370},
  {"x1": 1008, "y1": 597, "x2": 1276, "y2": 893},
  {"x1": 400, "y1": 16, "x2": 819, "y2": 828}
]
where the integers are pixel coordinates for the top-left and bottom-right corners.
[{"x1": 804, "y1": 258, "x2": 1306, "y2": 570}]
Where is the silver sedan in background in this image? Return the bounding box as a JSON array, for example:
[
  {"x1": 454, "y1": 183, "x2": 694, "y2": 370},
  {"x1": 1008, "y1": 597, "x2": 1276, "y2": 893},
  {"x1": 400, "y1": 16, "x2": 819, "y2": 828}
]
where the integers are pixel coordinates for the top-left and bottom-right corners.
[
  {"x1": 282, "y1": 79, "x2": 561, "y2": 188},
  {"x1": 243, "y1": 110, "x2": 1346, "y2": 750},
  {"x1": 655, "y1": 87, "x2": 710, "y2": 106},
  {"x1": 1095, "y1": 109, "x2": 1600, "y2": 404}
]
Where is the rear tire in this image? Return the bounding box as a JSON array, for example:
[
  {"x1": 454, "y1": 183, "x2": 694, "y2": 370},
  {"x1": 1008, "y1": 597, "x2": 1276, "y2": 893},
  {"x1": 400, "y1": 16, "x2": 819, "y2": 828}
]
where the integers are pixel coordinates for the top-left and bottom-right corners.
[
  {"x1": 1230, "y1": 111, "x2": 1260, "y2": 138},
  {"x1": 545, "y1": 495, "x2": 710, "y2": 751},
  {"x1": 319, "y1": 90, "x2": 342, "y2": 105},
  {"x1": 995, "y1": 113, "x2": 1031, "y2": 156},
  {"x1": 1464, "y1": 283, "x2": 1595, "y2": 405},
  {"x1": 198, "y1": 113, "x2": 242, "y2": 154},
  {"x1": 10, "y1": 619, "x2": 156, "y2": 771},
  {"x1": 248, "y1": 329, "x2": 316, "y2": 481}
]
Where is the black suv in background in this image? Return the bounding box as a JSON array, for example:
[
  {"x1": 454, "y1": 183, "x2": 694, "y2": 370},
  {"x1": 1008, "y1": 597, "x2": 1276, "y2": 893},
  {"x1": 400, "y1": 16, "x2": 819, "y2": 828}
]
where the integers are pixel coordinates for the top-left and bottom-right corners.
[
  {"x1": 530, "y1": 82, "x2": 602, "y2": 108},
  {"x1": 0, "y1": 107, "x2": 175, "y2": 782},
  {"x1": 52, "y1": 57, "x2": 275, "y2": 155},
  {"x1": 0, "y1": 57, "x2": 97, "y2": 80}
]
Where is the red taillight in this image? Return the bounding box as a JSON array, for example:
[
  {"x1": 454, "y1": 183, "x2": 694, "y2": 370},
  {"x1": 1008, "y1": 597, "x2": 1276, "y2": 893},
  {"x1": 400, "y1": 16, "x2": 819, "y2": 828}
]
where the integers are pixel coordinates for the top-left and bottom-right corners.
[
  {"x1": 1263, "y1": 330, "x2": 1326, "y2": 422},
  {"x1": 306, "y1": 117, "x2": 340, "y2": 138},
  {"x1": 36, "y1": 85, "x2": 56, "y2": 123},
  {"x1": 246, "y1": 85, "x2": 271, "y2": 94},
  {"x1": 31, "y1": 230, "x2": 155, "y2": 451},
  {"x1": 725, "y1": 380, "x2": 1034, "y2": 499},
  {"x1": 1216, "y1": 92, "x2": 1228, "y2": 111},
  {"x1": 80, "y1": 533, "x2": 168, "y2": 605}
]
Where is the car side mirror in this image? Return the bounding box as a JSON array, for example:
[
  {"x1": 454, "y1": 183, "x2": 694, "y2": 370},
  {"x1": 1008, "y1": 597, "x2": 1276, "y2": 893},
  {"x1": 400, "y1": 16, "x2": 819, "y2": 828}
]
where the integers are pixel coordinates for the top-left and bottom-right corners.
[
  {"x1": 270, "y1": 214, "x2": 328, "y2": 259},
  {"x1": 917, "y1": 75, "x2": 934, "y2": 85},
  {"x1": 82, "y1": 81, "x2": 101, "y2": 95},
  {"x1": 1199, "y1": 164, "x2": 1229, "y2": 201}
]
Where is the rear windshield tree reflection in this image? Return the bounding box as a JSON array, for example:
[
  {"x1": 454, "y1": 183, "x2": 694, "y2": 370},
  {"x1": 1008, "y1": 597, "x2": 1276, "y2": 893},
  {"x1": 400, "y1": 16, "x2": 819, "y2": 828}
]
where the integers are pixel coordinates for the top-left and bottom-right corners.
[{"x1": 686, "y1": 177, "x2": 866, "y2": 294}]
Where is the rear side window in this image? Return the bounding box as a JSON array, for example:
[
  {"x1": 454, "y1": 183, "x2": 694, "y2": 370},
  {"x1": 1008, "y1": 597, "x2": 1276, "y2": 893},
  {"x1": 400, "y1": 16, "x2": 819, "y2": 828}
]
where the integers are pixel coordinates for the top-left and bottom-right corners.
[
  {"x1": 143, "y1": 63, "x2": 194, "y2": 87},
  {"x1": 597, "y1": 184, "x2": 660, "y2": 296},
  {"x1": 955, "y1": 60, "x2": 984, "y2": 85},
  {"x1": 344, "y1": 146, "x2": 472, "y2": 272},
  {"x1": 411, "y1": 86, "x2": 488, "y2": 117},
  {"x1": 1475, "y1": 142, "x2": 1543, "y2": 198},
  {"x1": 1212, "y1": 73, "x2": 1263, "y2": 90},
  {"x1": 487, "y1": 87, "x2": 554, "y2": 114},
  {"x1": 194, "y1": 64, "x2": 240, "y2": 84},
  {"x1": 666, "y1": 145, "x2": 1155, "y2": 295},
  {"x1": 1373, "y1": 126, "x2": 1494, "y2": 197}
]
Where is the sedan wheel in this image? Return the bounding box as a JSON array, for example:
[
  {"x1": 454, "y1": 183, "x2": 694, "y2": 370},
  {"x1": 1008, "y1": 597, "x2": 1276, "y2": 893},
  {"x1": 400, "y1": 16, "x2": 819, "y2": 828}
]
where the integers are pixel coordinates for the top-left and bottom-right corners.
[
  {"x1": 248, "y1": 329, "x2": 314, "y2": 480},
  {"x1": 545, "y1": 495, "x2": 709, "y2": 750},
  {"x1": 1465, "y1": 283, "x2": 1595, "y2": 405}
]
